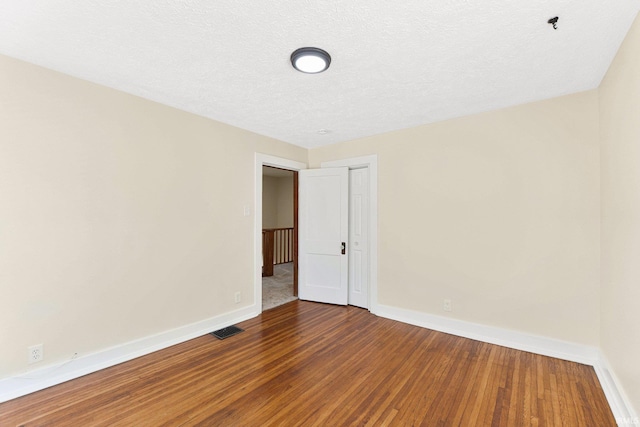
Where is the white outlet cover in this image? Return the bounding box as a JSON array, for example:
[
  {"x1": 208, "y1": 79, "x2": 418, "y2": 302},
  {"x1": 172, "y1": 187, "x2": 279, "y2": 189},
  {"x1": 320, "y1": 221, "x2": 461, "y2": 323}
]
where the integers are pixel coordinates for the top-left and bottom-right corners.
[{"x1": 28, "y1": 344, "x2": 44, "y2": 364}]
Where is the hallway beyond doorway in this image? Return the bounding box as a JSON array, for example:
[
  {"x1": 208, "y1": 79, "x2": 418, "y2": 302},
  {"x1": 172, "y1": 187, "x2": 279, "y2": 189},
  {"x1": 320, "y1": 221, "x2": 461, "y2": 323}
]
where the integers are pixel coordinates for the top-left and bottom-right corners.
[{"x1": 262, "y1": 262, "x2": 297, "y2": 311}]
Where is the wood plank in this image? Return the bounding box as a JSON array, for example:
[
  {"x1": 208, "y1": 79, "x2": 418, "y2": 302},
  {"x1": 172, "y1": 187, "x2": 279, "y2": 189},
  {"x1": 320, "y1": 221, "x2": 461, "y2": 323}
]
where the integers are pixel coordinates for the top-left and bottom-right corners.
[{"x1": 0, "y1": 301, "x2": 616, "y2": 426}]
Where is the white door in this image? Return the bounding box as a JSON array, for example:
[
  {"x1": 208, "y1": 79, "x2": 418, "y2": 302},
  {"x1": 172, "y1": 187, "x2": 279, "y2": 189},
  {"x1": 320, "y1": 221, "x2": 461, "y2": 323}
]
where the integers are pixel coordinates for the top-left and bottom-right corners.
[
  {"x1": 298, "y1": 167, "x2": 349, "y2": 305},
  {"x1": 348, "y1": 168, "x2": 369, "y2": 308}
]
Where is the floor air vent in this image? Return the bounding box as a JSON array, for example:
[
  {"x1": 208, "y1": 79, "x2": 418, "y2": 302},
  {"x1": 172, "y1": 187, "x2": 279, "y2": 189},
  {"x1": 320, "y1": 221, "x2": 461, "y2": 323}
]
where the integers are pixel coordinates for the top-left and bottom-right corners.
[{"x1": 211, "y1": 325, "x2": 244, "y2": 340}]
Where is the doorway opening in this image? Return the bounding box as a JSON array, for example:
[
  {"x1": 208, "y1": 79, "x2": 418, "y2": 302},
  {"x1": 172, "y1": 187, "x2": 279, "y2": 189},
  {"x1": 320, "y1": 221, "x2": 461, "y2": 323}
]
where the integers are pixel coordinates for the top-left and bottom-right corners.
[
  {"x1": 262, "y1": 166, "x2": 298, "y2": 310},
  {"x1": 254, "y1": 154, "x2": 306, "y2": 314},
  {"x1": 254, "y1": 153, "x2": 378, "y2": 315}
]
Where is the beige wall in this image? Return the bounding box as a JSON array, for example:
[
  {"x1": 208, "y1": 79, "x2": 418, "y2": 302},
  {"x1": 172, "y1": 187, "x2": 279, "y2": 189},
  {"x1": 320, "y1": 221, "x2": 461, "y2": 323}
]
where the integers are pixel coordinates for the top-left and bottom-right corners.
[
  {"x1": 310, "y1": 91, "x2": 601, "y2": 346},
  {"x1": 0, "y1": 55, "x2": 306, "y2": 378},
  {"x1": 262, "y1": 174, "x2": 294, "y2": 229},
  {"x1": 262, "y1": 175, "x2": 279, "y2": 228},
  {"x1": 276, "y1": 175, "x2": 294, "y2": 228},
  {"x1": 600, "y1": 13, "x2": 640, "y2": 412}
]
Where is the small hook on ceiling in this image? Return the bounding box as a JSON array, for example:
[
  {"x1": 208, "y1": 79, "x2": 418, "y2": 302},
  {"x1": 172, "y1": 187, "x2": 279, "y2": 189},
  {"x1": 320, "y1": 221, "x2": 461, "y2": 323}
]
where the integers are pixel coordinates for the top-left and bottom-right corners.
[{"x1": 548, "y1": 16, "x2": 559, "y2": 30}]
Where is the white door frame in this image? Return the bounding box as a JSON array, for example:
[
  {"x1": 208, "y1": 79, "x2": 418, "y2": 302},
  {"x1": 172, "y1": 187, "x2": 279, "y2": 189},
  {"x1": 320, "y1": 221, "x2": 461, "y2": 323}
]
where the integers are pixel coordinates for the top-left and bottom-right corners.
[
  {"x1": 254, "y1": 153, "x2": 378, "y2": 315},
  {"x1": 321, "y1": 155, "x2": 378, "y2": 314},
  {"x1": 254, "y1": 153, "x2": 306, "y2": 314}
]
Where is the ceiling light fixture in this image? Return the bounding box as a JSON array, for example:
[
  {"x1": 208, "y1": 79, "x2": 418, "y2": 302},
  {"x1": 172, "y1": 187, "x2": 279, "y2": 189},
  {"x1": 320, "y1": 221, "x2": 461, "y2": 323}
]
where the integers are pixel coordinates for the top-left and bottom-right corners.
[{"x1": 291, "y1": 47, "x2": 331, "y2": 74}]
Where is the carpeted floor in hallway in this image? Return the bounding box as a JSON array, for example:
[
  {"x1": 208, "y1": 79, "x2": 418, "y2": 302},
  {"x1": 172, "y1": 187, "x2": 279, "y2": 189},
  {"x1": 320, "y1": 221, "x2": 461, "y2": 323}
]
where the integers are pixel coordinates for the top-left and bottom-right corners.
[{"x1": 262, "y1": 262, "x2": 297, "y2": 311}]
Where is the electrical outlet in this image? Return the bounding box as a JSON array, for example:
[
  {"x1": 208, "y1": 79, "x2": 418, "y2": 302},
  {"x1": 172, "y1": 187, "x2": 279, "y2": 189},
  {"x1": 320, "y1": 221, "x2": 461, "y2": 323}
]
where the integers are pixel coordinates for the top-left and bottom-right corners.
[
  {"x1": 443, "y1": 299, "x2": 452, "y2": 312},
  {"x1": 28, "y1": 344, "x2": 44, "y2": 364},
  {"x1": 234, "y1": 292, "x2": 241, "y2": 304}
]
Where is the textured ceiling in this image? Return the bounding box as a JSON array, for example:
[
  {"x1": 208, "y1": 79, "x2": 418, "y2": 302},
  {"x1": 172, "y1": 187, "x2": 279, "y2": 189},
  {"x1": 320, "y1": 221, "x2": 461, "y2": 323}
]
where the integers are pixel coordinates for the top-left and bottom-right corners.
[{"x1": 1, "y1": 1, "x2": 639, "y2": 148}]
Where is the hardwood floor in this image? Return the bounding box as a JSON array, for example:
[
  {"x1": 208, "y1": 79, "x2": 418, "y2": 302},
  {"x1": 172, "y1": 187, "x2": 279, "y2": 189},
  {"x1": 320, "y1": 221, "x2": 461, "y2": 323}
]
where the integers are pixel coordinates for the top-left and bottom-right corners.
[{"x1": 0, "y1": 300, "x2": 615, "y2": 426}]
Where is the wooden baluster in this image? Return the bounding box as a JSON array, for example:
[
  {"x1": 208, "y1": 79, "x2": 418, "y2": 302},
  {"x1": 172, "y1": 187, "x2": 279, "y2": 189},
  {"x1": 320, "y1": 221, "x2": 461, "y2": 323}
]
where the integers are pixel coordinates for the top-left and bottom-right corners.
[
  {"x1": 264, "y1": 227, "x2": 294, "y2": 268},
  {"x1": 262, "y1": 230, "x2": 274, "y2": 277}
]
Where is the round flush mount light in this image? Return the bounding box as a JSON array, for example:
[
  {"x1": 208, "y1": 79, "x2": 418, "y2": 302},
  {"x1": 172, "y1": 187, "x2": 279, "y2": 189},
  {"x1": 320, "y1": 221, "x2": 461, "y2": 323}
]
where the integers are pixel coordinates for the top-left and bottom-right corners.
[{"x1": 291, "y1": 47, "x2": 331, "y2": 74}]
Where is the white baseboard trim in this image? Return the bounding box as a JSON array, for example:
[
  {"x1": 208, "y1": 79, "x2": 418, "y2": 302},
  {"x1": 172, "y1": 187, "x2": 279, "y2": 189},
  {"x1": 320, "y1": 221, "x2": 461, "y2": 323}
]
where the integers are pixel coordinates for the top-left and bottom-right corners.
[
  {"x1": 376, "y1": 304, "x2": 600, "y2": 364},
  {"x1": 376, "y1": 304, "x2": 638, "y2": 423},
  {"x1": 0, "y1": 304, "x2": 260, "y2": 403},
  {"x1": 594, "y1": 353, "x2": 639, "y2": 426}
]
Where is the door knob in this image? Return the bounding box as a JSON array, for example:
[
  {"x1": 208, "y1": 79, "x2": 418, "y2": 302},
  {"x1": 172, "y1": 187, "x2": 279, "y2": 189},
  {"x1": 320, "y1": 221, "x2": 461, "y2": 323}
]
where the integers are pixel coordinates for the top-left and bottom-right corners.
[{"x1": 341, "y1": 242, "x2": 346, "y2": 255}]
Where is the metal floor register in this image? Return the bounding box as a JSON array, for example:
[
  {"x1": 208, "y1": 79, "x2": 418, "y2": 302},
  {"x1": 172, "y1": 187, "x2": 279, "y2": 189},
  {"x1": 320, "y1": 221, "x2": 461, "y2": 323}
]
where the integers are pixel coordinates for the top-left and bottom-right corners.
[{"x1": 211, "y1": 325, "x2": 244, "y2": 340}]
